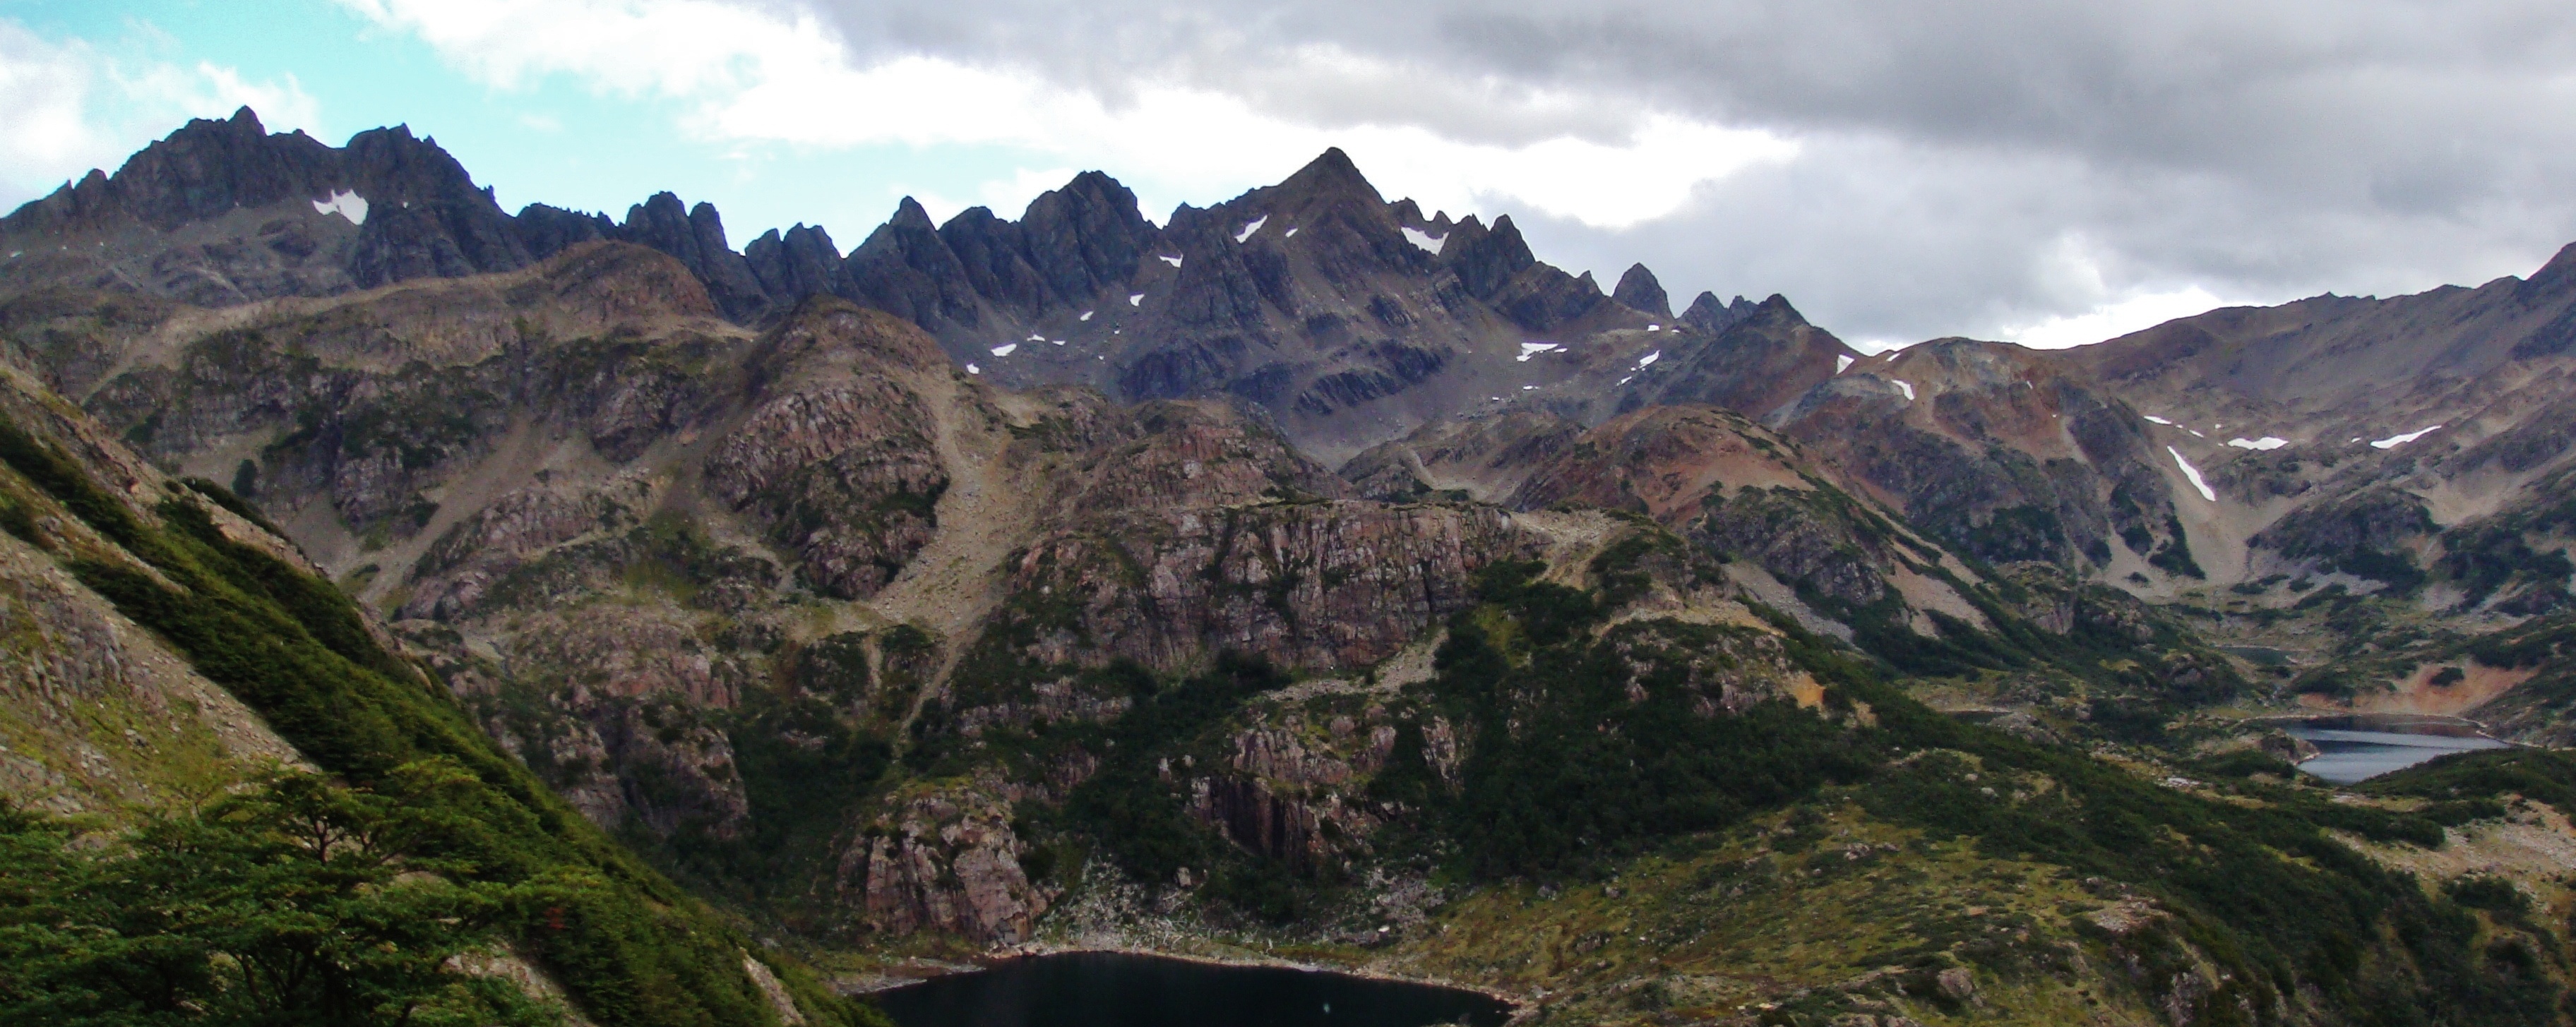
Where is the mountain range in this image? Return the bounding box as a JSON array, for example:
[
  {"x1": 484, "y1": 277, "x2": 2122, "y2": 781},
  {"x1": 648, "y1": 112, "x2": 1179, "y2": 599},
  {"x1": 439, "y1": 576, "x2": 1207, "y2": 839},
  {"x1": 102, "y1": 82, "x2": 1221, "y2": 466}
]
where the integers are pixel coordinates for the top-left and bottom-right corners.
[{"x1": 7, "y1": 108, "x2": 2576, "y2": 1027}]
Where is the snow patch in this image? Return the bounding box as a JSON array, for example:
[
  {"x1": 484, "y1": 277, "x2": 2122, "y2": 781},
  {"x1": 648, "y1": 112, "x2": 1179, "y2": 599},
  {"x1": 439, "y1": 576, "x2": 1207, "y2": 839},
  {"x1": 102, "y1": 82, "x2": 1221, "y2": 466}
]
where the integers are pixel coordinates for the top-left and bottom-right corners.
[
  {"x1": 1835, "y1": 354, "x2": 1854, "y2": 374},
  {"x1": 311, "y1": 190, "x2": 369, "y2": 226},
  {"x1": 1079, "y1": 310, "x2": 1093, "y2": 321},
  {"x1": 965, "y1": 364, "x2": 982, "y2": 375},
  {"x1": 2168, "y1": 447, "x2": 2216, "y2": 502},
  {"x1": 1234, "y1": 215, "x2": 1268, "y2": 242},
  {"x1": 2371, "y1": 425, "x2": 2443, "y2": 450},
  {"x1": 1128, "y1": 293, "x2": 1145, "y2": 306},
  {"x1": 2143, "y1": 415, "x2": 2174, "y2": 426},
  {"x1": 1051, "y1": 339, "x2": 1066, "y2": 346},
  {"x1": 1517, "y1": 342, "x2": 1561, "y2": 362},
  {"x1": 1159, "y1": 254, "x2": 1183, "y2": 268},
  {"x1": 1027, "y1": 334, "x2": 1046, "y2": 342},
  {"x1": 1638, "y1": 350, "x2": 1662, "y2": 368},
  {"x1": 1402, "y1": 227, "x2": 1447, "y2": 254},
  {"x1": 2227, "y1": 437, "x2": 2289, "y2": 450},
  {"x1": 1522, "y1": 385, "x2": 1538, "y2": 390},
  {"x1": 1893, "y1": 380, "x2": 1915, "y2": 402},
  {"x1": 990, "y1": 344, "x2": 1018, "y2": 357},
  {"x1": 1617, "y1": 376, "x2": 1634, "y2": 385},
  {"x1": 1646, "y1": 324, "x2": 1661, "y2": 332},
  {"x1": 1284, "y1": 227, "x2": 1298, "y2": 238}
]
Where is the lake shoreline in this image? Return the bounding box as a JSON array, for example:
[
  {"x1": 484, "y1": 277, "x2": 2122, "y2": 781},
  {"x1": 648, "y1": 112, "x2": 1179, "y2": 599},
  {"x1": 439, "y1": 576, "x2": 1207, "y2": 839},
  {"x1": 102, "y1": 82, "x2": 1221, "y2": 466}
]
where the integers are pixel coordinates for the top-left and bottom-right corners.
[
  {"x1": 2257, "y1": 713, "x2": 2518, "y2": 783},
  {"x1": 866, "y1": 947, "x2": 1527, "y2": 1026},
  {"x1": 860, "y1": 944, "x2": 1533, "y2": 1021}
]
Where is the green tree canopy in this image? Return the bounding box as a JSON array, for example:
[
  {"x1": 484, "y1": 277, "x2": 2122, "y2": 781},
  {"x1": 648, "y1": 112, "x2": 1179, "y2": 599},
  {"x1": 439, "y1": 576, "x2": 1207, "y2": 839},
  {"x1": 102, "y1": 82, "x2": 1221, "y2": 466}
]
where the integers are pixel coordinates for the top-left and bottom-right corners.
[{"x1": 0, "y1": 760, "x2": 571, "y2": 1027}]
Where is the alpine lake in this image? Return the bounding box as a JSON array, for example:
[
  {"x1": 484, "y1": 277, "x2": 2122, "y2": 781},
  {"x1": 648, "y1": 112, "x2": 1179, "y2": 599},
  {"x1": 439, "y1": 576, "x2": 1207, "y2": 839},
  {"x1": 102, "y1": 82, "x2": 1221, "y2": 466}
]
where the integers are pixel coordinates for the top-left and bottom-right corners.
[
  {"x1": 872, "y1": 952, "x2": 1513, "y2": 1027},
  {"x1": 2280, "y1": 714, "x2": 2512, "y2": 783}
]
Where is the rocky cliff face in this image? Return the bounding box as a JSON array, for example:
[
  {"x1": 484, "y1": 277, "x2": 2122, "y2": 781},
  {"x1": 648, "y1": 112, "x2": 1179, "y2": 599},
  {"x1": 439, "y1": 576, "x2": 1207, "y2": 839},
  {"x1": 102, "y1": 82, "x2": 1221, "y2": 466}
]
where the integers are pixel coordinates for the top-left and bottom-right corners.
[
  {"x1": 1609, "y1": 294, "x2": 1857, "y2": 423},
  {"x1": 1344, "y1": 402, "x2": 2002, "y2": 650},
  {"x1": 994, "y1": 498, "x2": 1525, "y2": 675},
  {"x1": 1339, "y1": 408, "x2": 1585, "y2": 503},
  {"x1": 840, "y1": 783, "x2": 1051, "y2": 944},
  {"x1": 931, "y1": 400, "x2": 1534, "y2": 744}
]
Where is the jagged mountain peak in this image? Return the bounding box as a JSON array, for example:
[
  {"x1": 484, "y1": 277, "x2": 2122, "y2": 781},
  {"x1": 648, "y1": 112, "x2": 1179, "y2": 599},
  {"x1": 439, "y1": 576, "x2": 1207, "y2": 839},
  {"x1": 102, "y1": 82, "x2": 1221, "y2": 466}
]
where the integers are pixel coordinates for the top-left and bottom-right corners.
[
  {"x1": 1746, "y1": 292, "x2": 1808, "y2": 324},
  {"x1": 887, "y1": 196, "x2": 938, "y2": 231},
  {"x1": 1679, "y1": 290, "x2": 1756, "y2": 332},
  {"x1": 2522, "y1": 240, "x2": 2576, "y2": 299},
  {"x1": 0, "y1": 109, "x2": 1830, "y2": 460},
  {"x1": 1614, "y1": 263, "x2": 1673, "y2": 319},
  {"x1": 1272, "y1": 146, "x2": 1383, "y2": 207}
]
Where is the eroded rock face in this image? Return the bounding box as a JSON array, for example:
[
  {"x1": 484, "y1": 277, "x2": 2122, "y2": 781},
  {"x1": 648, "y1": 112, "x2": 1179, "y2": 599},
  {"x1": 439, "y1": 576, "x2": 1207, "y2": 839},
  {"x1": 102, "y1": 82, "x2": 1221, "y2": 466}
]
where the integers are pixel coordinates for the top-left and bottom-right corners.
[
  {"x1": 1338, "y1": 408, "x2": 1584, "y2": 503},
  {"x1": 840, "y1": 786, "x2": 1049, "y2": 944},
  {"x1": 1617, "y1": 295, "x2": 1854, "y2": 424},
  {"x1": 505, "y1": 606, "x2": 751, "y2": 709},
  {"x1": 1604, "y1": 620, "x2": 1813, "y2": 716},
  {"x1": 402, "y1": 474, "x2": 657, "y2": 620},
  {"x1": 705, "y1": 304, "x2": 950, "y2": 599},
  {"x1": 1057, "y1": 401, "x2": 1351, "y2": 514},
  {"x1": 1695, "y1": 486, "x2": 1892, "y2": 608},
  {"x1": 1186, "y1": 713, "x2": 1395, "y2": 874},
  {"x1": 1006, "y1": 501, "x2": 1522, "y2": 673},
  {"x1": 2248, "y1": 486, "x2": 2434, "y2": 571},
  {"x1": 953, "y1": 678, "x2": 1131, "y2": 737},
  {"x1": 943, "y1": 400, "x2": 1522, "y2": 681}
]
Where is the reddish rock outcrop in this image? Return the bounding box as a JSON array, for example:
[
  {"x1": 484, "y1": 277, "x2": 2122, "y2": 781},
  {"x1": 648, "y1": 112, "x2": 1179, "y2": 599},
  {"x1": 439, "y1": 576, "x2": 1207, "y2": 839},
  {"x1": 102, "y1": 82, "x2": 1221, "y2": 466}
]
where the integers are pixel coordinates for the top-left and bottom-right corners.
[
  {"x1": 402, "y1": 473, "x2": 656, "y2": 620},
  {"x1": 1006, "y1": 501, "x2": 1523, "y2": 673},
  {"x1": 840, "y1": 786, "x2": 1049, "y2": 944},
  {"x1": 705, "y1": 303, "x2": 950, "y2": 599}
]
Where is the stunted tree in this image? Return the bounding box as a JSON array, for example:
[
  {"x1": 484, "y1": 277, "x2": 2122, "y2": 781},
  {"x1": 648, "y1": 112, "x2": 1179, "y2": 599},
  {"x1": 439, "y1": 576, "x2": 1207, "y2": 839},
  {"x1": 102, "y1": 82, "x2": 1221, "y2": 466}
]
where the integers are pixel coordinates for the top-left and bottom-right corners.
[{"x1": 0, "y1": 759, "x2": 574, "y2": 1026}]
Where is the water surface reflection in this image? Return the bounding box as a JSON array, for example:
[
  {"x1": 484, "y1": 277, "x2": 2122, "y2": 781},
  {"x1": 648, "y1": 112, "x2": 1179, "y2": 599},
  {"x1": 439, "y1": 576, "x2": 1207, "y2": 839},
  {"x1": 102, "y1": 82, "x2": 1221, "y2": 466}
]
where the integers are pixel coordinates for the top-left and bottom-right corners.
[
  {"x1": 2280, "y1": 715, "x2": 2508, "y2": 783},
  {"x1": 874, "y1": 951, "x2": 1512, "y2": 1027}
]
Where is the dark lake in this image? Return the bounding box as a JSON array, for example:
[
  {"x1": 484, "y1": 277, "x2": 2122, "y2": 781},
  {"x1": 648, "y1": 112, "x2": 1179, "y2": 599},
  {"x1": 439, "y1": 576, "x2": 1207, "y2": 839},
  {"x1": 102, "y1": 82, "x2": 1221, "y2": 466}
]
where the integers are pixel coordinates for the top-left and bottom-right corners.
[
  {"x1": 871, "y1": 951, "x2": 1513, "y2": 1027},
  {"x1": 2281, "y1": 715, "x2": 2510, "y2": 783}
]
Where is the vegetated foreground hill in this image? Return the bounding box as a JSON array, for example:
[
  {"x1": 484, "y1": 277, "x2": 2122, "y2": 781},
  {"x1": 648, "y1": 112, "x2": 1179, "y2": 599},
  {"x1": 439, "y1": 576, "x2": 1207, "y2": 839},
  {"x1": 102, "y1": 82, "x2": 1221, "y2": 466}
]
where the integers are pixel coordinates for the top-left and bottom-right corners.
[
  {"x1": 0, "y1": 359, "x2": 865, "y2": 1024},
  {"x1": 8, "y1": 112, "x2": 2576, "y2": 1026}
]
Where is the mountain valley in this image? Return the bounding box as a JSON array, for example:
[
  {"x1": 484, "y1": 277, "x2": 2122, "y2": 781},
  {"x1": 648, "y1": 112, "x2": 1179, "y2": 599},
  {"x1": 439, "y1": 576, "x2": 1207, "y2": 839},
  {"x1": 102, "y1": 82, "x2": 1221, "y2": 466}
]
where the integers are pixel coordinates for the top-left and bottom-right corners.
[{"x1": 7, "y1": 109, "x2": 2576, "y2": 1027}]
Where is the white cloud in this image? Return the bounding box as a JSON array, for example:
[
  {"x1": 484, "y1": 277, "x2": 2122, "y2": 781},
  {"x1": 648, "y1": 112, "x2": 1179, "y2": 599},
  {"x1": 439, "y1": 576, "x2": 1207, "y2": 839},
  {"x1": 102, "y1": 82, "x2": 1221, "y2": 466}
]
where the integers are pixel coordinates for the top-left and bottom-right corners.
[
  {"x1": 333, "y1": 0, "x2": 1795, "y2": 229},
  {"x1": 0, "y1": 19, "x2": 320, "y2": 207},
  {"x1": 0, "y1": 22, "x2": 100, "y2": 174},
  {"x1": 326, "y1": 0, "x2": 2576, "y2": 344},
  {"x1": 333, "y1": 0, "x2": 791, "y2": 97},
  {"x1": 1998, "y1": 285, "x2": 2236, "y2": 349},
  {"x1": 1984, "y1": 234, "x2": 2243, "y2": 348},
  {"x1": 119, "y1": 61, "x2": 322, "y2": 136},
  {"x1": 912, "y1": 164, "x2": 1079, "y2": 224}
]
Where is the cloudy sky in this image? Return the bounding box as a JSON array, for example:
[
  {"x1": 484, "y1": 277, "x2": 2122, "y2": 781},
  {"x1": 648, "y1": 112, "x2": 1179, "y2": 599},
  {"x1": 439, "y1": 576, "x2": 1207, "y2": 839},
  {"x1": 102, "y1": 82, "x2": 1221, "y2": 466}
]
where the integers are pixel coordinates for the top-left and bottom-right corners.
[{"x1": 4, "y1": 0, "x2": 2574, "y2": 349}]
